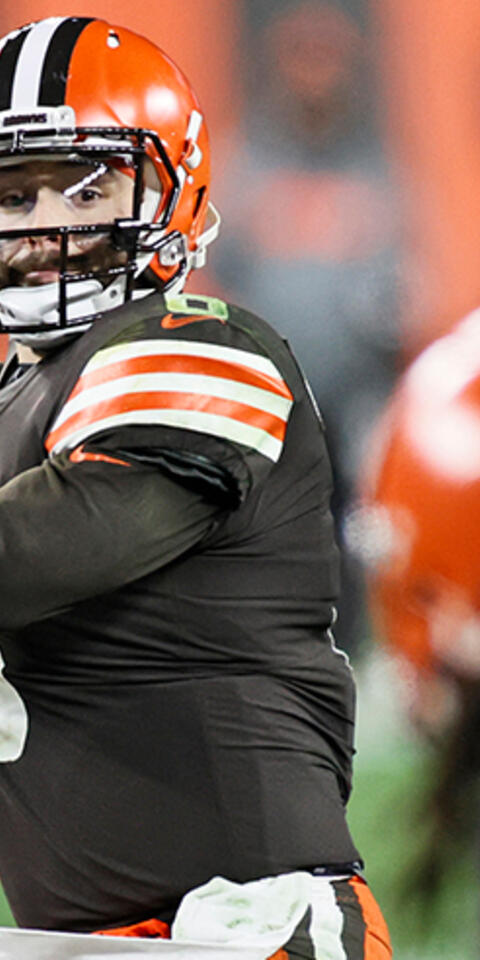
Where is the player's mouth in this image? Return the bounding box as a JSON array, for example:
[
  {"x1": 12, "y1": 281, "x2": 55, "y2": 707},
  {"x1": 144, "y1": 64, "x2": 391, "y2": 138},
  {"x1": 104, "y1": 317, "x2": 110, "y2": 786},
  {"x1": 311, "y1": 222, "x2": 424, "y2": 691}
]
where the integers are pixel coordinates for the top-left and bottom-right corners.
[
  {"x1": 23, "y1": 269, "x2": 61, "y2": 285},
  {"x1": 19, "y1": 257, "x2": 86, "y2": 286}
]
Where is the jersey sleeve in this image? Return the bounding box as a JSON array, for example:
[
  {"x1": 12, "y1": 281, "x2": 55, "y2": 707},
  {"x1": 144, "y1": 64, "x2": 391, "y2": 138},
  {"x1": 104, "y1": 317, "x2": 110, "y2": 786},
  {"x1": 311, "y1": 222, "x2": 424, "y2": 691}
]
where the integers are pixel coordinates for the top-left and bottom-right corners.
[
  {"x1": 44, "y1": 307, "x2": 294, "y2": 505},
  {"x1": 0, "y1": 453, "x2": 221, "y2": 630}
]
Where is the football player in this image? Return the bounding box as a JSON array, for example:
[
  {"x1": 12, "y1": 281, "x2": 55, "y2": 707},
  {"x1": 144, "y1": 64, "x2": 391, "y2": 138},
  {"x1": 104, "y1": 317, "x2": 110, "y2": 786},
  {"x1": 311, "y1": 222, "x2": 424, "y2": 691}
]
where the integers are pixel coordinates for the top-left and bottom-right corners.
[
  {"x1": 0, "y1": 17, "x2": 391, "y2": 959},
  {"x1": 361, "y1": 310, "x2": 480, "y2": 704},
  {"x1": 360, "y1": 309, "x2": 480, "y2": 903}
]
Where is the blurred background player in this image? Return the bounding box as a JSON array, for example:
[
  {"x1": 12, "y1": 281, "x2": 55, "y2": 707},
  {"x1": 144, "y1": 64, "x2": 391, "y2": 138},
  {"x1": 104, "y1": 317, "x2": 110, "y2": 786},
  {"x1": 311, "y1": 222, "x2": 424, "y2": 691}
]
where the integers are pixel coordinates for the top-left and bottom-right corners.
[
  {"x1": 357, "y1": 309, "x2": 480, "y2": 922},
  {"x1": 0, "y1": 15, "x2": 391, "y2": 958}
]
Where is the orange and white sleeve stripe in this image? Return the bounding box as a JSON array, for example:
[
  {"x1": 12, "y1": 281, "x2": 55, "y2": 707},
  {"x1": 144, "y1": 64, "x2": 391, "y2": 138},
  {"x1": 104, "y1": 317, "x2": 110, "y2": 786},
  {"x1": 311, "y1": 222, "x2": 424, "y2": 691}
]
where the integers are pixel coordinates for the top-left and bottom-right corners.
[{"x1": 45, "y1": 339, "x2": 294, "y2": 462}]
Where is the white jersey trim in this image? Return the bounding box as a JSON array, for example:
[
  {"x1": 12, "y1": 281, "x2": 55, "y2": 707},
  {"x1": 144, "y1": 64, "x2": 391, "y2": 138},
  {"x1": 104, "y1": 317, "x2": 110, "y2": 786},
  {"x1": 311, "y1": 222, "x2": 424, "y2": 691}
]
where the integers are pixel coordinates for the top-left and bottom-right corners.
[
  {"x1": 51, "y1": 373, "x2": 292, "y2": 432},
  {"x1": 83, "y1": 339, "x2": 286, "y2": 381},
  {"x1": 48, "y1": 408, "x2": 284, "y2": 462}
]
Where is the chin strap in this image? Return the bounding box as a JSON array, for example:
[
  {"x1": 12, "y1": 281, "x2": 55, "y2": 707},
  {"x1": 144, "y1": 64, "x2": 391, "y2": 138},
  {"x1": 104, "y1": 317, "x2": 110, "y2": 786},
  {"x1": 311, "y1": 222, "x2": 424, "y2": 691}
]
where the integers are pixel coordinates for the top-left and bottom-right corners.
[{"x1": 190, "y1": 201, "x2": 221, "y2": 271}]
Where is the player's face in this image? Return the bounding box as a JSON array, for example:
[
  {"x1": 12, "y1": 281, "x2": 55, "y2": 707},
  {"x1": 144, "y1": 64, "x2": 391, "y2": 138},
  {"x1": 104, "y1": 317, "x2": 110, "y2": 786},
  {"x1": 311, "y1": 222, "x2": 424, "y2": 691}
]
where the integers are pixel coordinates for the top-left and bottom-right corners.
[{"x1": 0, "y1": 159, "x2": 134, "y2": 286}]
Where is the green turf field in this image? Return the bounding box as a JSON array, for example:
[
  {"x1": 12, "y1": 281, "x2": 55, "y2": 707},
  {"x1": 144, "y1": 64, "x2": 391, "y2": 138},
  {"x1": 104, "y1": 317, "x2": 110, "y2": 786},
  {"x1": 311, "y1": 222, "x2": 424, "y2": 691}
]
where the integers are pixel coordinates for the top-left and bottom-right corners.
[
  {"x1": 349, "y1": 651, "x2": 478, "y2": 960},
  {"x1": 0, "y1": 888, "x2": 12, "y2": 927}
]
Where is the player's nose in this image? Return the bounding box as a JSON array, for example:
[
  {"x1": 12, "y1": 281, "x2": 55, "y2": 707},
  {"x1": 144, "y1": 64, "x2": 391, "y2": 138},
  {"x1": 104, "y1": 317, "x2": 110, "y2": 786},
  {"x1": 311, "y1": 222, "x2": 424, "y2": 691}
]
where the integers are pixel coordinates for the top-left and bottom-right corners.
[{"x1": 28, "y1": 187, "x2": 71, "y2": 229}]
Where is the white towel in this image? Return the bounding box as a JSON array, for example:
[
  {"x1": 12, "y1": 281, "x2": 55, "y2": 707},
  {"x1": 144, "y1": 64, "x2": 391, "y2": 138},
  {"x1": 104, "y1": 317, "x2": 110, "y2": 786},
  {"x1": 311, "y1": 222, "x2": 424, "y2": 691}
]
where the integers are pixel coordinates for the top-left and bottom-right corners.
[{"x1": 172, "y1": 871, "x2": 312, "y2": 948}]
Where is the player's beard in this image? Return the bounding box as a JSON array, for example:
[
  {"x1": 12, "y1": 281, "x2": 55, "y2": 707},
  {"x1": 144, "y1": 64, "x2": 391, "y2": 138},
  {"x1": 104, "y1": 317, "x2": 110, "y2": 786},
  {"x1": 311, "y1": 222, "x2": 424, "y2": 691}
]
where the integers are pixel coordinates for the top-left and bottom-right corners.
[{"x1": 0, "y1": 232, "x2": 129, "y2": 289}]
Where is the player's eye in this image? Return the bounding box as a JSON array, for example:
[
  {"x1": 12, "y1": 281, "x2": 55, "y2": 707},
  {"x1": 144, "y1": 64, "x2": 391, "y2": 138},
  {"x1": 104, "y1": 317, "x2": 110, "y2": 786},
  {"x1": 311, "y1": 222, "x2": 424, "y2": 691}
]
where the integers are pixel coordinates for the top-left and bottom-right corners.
[
  {"x1": 0, "y1": 189, "x2": 28, "y2": 211},
  {"x1": 63, "y1": 184, "x2": 104, "y2": 208},
  {"x1": 73, "y1": 187, "x2": 103, "y2": 205},
  {"x1": 63, "y1": 164, "x2": 110, "y2": 208}
]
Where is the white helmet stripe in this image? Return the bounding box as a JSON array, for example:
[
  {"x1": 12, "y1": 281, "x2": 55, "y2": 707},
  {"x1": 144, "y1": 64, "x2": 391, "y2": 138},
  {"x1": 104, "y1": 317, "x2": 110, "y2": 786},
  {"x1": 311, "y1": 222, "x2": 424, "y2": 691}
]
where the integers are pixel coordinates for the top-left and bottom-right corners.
[{"x1": 11, "y1": 17, "x2": 66, "y2": 109}]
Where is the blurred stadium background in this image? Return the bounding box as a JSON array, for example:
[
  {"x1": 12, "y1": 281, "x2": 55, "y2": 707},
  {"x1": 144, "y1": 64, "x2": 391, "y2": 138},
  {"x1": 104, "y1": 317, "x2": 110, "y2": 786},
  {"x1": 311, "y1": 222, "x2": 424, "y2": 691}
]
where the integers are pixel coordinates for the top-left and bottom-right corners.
[{"x1": 0, "y1": 0, "x2": 479, "y2": 956}]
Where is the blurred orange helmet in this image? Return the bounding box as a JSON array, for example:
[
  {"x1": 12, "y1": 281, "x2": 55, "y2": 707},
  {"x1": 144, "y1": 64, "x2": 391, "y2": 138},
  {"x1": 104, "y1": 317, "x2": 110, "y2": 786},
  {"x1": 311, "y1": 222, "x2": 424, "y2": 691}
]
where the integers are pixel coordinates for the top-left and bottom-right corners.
[
  {"x1": 357, "y1": 311, "x2": 480, "y2": 678},
  {"x1": 0, "y1": 16, "x2": 219, "y2": 336}
]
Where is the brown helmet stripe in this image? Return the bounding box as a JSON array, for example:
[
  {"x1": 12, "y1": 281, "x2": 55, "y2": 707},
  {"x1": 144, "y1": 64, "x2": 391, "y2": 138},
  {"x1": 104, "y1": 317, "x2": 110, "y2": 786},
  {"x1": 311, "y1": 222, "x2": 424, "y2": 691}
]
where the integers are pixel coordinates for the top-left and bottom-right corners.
[
  {"x1": 38, "y1": 17, "x2": 93, "y2": 106},
  {"x1": 0, "y1": 27, "x2": 30, "y2": 112}
]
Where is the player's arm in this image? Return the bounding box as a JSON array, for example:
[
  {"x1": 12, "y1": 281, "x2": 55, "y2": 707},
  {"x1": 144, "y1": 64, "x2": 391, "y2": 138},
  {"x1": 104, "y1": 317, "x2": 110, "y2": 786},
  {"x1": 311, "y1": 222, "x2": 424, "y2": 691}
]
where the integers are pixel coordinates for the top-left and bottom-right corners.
[
  {"x1": 0, "y1": 451, "x2": 223, "y2": 629},
  {"x1": 0, "y1": 309, "x2": 296, "y2": 630}
]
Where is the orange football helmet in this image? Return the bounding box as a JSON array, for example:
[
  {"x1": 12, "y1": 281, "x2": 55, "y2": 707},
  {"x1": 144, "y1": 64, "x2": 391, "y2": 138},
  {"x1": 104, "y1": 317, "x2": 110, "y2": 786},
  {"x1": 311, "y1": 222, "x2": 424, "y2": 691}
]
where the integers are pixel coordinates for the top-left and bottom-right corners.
[
  {"x1": 0, "y1": 16, "x2": 219, "y2": 336},
  {"x1": 358, "y1": 310, "x2": 480, "y2": 679}
]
